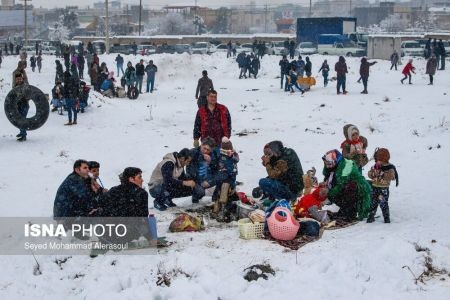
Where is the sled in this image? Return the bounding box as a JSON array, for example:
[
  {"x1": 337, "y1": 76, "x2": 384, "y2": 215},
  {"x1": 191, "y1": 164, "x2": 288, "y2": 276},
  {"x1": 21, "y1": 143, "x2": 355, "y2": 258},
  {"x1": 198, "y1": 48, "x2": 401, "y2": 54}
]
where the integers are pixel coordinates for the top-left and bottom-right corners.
[{"x1": 298, "y1": 76, "x2": 316, "y2": 90}]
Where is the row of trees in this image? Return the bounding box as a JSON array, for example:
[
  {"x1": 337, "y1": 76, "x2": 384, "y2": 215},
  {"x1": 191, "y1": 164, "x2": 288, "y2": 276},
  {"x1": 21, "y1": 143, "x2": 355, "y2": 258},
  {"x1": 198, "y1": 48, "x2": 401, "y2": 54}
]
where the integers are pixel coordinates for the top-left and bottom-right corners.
[{"x1": 48, "y1": 7, "x2": 232, "y2": 41}]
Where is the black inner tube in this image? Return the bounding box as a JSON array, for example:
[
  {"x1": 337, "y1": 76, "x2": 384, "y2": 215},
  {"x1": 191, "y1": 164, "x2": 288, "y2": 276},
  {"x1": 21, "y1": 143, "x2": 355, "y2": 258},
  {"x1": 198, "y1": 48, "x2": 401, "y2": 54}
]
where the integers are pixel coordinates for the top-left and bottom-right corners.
[{"x1": 4, "y1": 85, "x2": 49, "y2": 131}]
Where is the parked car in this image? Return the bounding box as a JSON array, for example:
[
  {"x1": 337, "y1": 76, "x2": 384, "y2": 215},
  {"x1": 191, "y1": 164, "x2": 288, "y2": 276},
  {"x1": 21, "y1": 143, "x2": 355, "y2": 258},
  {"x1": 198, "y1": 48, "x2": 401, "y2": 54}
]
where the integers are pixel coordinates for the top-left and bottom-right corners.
[
  {"x1": 443, "y1": 40, "x2": 450, "y2": 56},
  {"x1": 295, "y1": 42, "x2": 318, "y2": 56},
  {"x1": 40, "y1": 46, "x2": 57, "y2": 55},
  {"x1": 401, "y1": 41, "x2": 424, "y2": 57},
  {"x1": 110, "y1": 44, "x2": 134, "y2": 55},
  {"x1": 318, "y1": 41, "x2": 365, "y2": 57},
  {"x1": 138, "y1": 44, "x2": 156, "y2": 55},
  {"x1": 236, "y1": 43, "x2": 254, "y2": 53},
  {"x1": 175, "y1": 44, "x2": 192, "y2": 54},
  {"x1": 214, "y1": 44, "x2": 229, "y2": 53},
  {"x1": 156, "y1": 44, "x2": 176, "y2": 54},
  {"x1": 23, "y1": 46, "x2": 36, "y2": 56},
  {"x1": 192, "y1": 42, "x2": 213, "y2": 54},
  {"x1": 268, "y1": 41, "x2": 288, "y2": 55}
]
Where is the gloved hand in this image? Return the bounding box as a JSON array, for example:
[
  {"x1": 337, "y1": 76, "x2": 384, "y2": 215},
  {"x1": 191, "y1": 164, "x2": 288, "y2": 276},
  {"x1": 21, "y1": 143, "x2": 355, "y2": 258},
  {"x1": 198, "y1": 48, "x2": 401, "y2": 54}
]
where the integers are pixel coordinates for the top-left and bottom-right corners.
[{"x1": 193, "y1": 139, "x2": 200, "y2": 148}]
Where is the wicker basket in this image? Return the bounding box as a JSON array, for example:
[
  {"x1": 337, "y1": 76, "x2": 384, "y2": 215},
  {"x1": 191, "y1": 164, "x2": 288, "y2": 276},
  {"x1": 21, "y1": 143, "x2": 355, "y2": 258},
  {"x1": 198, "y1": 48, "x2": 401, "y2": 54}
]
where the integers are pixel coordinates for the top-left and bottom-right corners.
[{"x1": 238, "y1": 218, "x2": 265, "y2": 240}]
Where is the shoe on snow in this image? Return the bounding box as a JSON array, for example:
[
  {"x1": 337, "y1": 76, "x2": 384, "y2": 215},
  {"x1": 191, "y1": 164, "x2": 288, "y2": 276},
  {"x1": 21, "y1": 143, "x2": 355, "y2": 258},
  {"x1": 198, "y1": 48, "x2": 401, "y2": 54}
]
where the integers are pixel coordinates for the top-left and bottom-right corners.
[
  {"x1": 163, "y1": 199, "x2": 177, "y2": 207},
  {"x1": 17, "y1": 136, "x2": 27, "y2": 142},
  {"x1": 153, "y1": 201, "x2": 167, "y2": 211}
]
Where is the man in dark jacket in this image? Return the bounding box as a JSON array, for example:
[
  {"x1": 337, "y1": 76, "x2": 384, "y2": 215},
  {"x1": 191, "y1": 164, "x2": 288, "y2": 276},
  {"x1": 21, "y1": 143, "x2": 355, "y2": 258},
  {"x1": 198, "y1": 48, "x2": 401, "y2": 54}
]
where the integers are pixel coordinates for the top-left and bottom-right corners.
[
  {"x1": 149, "y1": 149, "x2": 203, "y2": 210},
  {"x1": 53, "y1": 160, "x2": 98, "y2": 219},
  {"x1": 250, "y1": 55, "x2": 260, "y2": 78},
  {"x1": 259, "y1": 141, "x2": 304, "y2": 201},
  {"x1": 304, "y1": 56, "x2": 312, "y2": 77},
  {"x1": 145, "y1": 60, "x2": 158, "y2": 93},
  {"x1": 279, "y1": 55, "x2": 290, "y2": 90},
  {"x1": 359, "y1": 57, "x2": 377, "y2": 94},
  {"x1": 135, "y1": 59, "x2": 145, "y2": 94},
  {"x1": 193, "y1": 90, "x2": 231, "y2": 148},
  {"x1": 115, "y1": 54, "x2": 124, "y2": 76},
  {"x1": 12, "y1": 72, "x2": 29, "y2": 141},
  {"x1": 195, "y1": 70, "x2": 214, "y2": 107},
  {"x1": 335, "y1": 56, "x2": 348, "y2": 95},
  {"x1": 63, "y1": 71, "x2": 79, "y2": 125},
  {"x1": 97, "y1": 167, "x2": 154, "y2": 244},
  {"x1": 100, "y1": 167, "x2": 147, "y2": 217},
  {"x1": 77, "y1": 53, "x2": 85, "y2": 79}
]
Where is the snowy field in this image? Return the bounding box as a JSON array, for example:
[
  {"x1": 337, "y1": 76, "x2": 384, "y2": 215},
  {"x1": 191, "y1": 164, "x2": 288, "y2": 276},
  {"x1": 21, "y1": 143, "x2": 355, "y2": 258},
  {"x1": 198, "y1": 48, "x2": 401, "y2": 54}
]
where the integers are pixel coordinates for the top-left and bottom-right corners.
[{"x1": 0, "y1": 52, "x2": 449, "y2": 299}]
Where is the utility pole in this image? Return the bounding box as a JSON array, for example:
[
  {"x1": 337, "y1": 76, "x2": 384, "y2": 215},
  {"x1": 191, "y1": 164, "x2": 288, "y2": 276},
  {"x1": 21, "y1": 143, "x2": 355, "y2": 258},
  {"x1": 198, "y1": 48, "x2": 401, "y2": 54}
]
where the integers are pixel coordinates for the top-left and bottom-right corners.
[
  {"x1": 309, "y1": 0, "x2": 312, "y2": 17},
  {"x1": 349, "y1": 0, "x2": 352, "y2": 17},
  {"x1": 139, "y1": 0, "x2": 142, "y2": 36},
  {"x1": 126, "y1": 5, "x2": 130, "y2": 34},
  {"x1": 194, "y1": 0, "x2": 198, "y2": 35},
  {"x1": 264, "y1": 4, "x2": 268, "y2": 33},
  {"x1": 20, "y1": 0, "x2": 32, "y2": 47},
  {"x1": 105, "y1": 0, "x2": 110, "y2": 54}
]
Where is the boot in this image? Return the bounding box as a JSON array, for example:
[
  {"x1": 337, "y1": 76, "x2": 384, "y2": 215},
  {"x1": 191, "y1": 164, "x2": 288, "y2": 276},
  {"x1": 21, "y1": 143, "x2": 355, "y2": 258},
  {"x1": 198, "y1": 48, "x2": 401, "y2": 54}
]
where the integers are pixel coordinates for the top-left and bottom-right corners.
[
  {"x1": 217, "y1": 183, "x2": 230, "y2": 222},
  {"x1": 213, "y1": 201, "x2": 221, "y2": 214},
  {"x1": 382, "y1": 208, "x2": 390, "y2": 223},
  {"x1": 366, "y1": 213, "x2": 375, "y2": 223},
  {"x1": 64, "y1": 122, "x2": 73, "y2": 126}
]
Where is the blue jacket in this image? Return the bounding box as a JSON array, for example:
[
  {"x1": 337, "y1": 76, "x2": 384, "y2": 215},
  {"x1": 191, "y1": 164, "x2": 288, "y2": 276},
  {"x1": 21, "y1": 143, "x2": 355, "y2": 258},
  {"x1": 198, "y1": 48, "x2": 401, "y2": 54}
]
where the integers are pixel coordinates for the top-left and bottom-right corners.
[
  {"x1": 187, "y1": 147, "x2": 219, "y2": 185},
  {"x1": 53, "y1": 173, "x2": 94, "y2": 218},
  {"x1": 101, "y1": 79, "x2": 113, "y2": 91}
]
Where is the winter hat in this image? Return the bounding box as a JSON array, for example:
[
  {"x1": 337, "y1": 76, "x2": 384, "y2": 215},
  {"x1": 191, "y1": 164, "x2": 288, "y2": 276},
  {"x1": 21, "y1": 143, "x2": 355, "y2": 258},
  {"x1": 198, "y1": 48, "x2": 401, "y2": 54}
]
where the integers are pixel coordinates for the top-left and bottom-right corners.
[
  {"x1": 221, "y1": 137, "x2": 233, "y2": 151},
  {"x1": 343, "y1": 124, "x2": 359, "y2": 141},
  {"x1": 374, "y1": 148, "x2": 390, "y2": 163},
  {"x1": 264, "y1": 141, "x2": 284, "y2": 157},
  {"x1": 202, "y1": 70, "x2": 208, "y2": 76},
  {"x1": 322, "y1": 150, "x2": 343, "y2": 169}
]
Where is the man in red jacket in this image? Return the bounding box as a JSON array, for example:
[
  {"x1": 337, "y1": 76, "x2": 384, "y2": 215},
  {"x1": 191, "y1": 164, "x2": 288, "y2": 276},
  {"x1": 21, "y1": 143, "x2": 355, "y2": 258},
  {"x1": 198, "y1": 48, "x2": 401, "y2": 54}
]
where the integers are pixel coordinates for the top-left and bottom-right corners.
[{"x1": 193, "y1": 90, "x2": 231, "y2": 148}]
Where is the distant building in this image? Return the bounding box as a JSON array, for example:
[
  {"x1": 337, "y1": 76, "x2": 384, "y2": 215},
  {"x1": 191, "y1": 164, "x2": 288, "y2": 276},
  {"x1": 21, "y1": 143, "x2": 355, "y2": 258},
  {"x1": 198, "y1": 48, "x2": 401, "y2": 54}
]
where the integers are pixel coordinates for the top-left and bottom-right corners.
[
  {"x1": 1, "y1": 0, "x2": 15, "y2": 8},
  {"x1": 354, "y1": 2, "x2": 395, "y2": 27},
  {"x1": 0, "y1": 9, "x2": 34, "y2": 38}
]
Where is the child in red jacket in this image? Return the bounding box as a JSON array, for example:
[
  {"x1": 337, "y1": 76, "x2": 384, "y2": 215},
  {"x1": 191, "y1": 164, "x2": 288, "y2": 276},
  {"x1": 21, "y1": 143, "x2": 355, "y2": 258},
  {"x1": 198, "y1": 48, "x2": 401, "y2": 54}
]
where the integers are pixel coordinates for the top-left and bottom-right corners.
[
  {"x1": 401, "y1": 59, "x2": 415, "y2": 84},
  {"x1": 294, "y1": 186, "x2": 330, "y2": 223}
]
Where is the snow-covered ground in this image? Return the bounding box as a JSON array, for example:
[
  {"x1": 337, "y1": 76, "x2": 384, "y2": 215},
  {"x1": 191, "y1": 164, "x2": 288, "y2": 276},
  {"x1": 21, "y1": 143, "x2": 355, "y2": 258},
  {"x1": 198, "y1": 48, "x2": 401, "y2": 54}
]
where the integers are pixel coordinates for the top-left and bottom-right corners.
[{"x1": 0, "y1": 52, "x2": 449, "y2": 299}]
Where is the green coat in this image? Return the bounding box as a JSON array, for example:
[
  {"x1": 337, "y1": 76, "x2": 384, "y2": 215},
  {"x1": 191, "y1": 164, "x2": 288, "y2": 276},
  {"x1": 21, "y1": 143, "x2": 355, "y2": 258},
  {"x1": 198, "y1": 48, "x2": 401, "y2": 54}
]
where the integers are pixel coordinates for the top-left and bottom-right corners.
[{"x1": 323, "y1": 158, "x2": 371, "y2": 219}]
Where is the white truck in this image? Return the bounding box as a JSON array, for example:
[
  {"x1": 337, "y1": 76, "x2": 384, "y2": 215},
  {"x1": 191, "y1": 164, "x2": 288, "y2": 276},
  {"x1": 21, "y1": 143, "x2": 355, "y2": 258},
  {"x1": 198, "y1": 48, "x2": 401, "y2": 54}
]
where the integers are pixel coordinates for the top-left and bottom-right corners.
[{"x1": 318, "y1": 34, "x2": 366, "y2": 57}]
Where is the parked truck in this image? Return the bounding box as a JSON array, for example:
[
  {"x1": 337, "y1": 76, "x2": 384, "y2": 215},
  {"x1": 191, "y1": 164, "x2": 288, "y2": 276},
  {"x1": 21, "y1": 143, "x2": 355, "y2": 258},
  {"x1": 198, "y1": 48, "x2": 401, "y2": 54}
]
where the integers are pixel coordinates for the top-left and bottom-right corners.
[
  {"x1": 317, "y1": 34, "x2": 365, "y2": 57},
  {"x1": 296, "y1": 17, "x2": 357, "y2": 44}
]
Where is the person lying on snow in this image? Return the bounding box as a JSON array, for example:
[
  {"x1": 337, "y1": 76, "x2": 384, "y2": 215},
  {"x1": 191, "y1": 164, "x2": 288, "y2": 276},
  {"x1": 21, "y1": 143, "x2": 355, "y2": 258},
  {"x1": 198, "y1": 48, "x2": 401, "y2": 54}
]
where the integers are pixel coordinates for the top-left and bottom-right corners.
[
  {"x1": 258, "y1": 141, "x2": 304, "y2": 204},
  {"x1": 148, "y1": 148, "x2": 204, "y2": 211},
  {"x1": 322, "y1": 150, "x2": 371, "y2": 221}
]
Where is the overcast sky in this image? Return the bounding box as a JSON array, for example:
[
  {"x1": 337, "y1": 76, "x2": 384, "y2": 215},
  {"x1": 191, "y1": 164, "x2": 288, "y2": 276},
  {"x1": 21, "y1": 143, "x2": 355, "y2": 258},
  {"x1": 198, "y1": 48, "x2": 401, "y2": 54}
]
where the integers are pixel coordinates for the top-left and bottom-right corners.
[{"x1": 32, "y1": 0, "x2": 314, "y2": 9}]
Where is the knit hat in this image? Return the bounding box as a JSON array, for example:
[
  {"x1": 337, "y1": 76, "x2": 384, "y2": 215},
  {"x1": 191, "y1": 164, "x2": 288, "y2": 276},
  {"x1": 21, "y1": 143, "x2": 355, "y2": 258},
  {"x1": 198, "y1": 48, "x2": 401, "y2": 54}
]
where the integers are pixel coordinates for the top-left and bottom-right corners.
[
  {"x1": 221, "y1": 137, "x2": 233, "y2": 151},
  {"x1": 322, "y1": 149, "x2": 343, "y2": 169},
  {"x1": 374, "y1": 148, "x2": 390, "y2": 163},
  {"x1": 343, "y1": 124, "x2": 359, "y2": 141}
]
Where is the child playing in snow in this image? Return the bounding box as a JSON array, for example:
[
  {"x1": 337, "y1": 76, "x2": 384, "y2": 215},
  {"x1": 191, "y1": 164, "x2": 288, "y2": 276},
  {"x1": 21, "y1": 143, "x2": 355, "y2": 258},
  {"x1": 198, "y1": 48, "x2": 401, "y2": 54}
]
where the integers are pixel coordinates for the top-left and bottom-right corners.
[
  {"x1": 213, "y1": 137, "x2": 239, "y2": 221},
  {"x1": 340, "y1": 124, "x2": 369, "y2": 172},
  {"x1": 401, "y1": 59, "x2": 415, "y2": 84},
  {"x1": 294, "y1": 186, "x2": 330, "y2": 224},
  {"x1": 367, "y1": 148, "x2": 399, "y2": 223}
]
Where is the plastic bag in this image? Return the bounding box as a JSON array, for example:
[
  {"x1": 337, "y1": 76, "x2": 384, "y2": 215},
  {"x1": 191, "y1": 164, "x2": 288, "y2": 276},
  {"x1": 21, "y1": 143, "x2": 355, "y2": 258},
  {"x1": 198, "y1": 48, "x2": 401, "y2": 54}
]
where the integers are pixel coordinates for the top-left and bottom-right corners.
[{"x1": 169, "y1": 213, "x2": 202, "y2": 232}]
